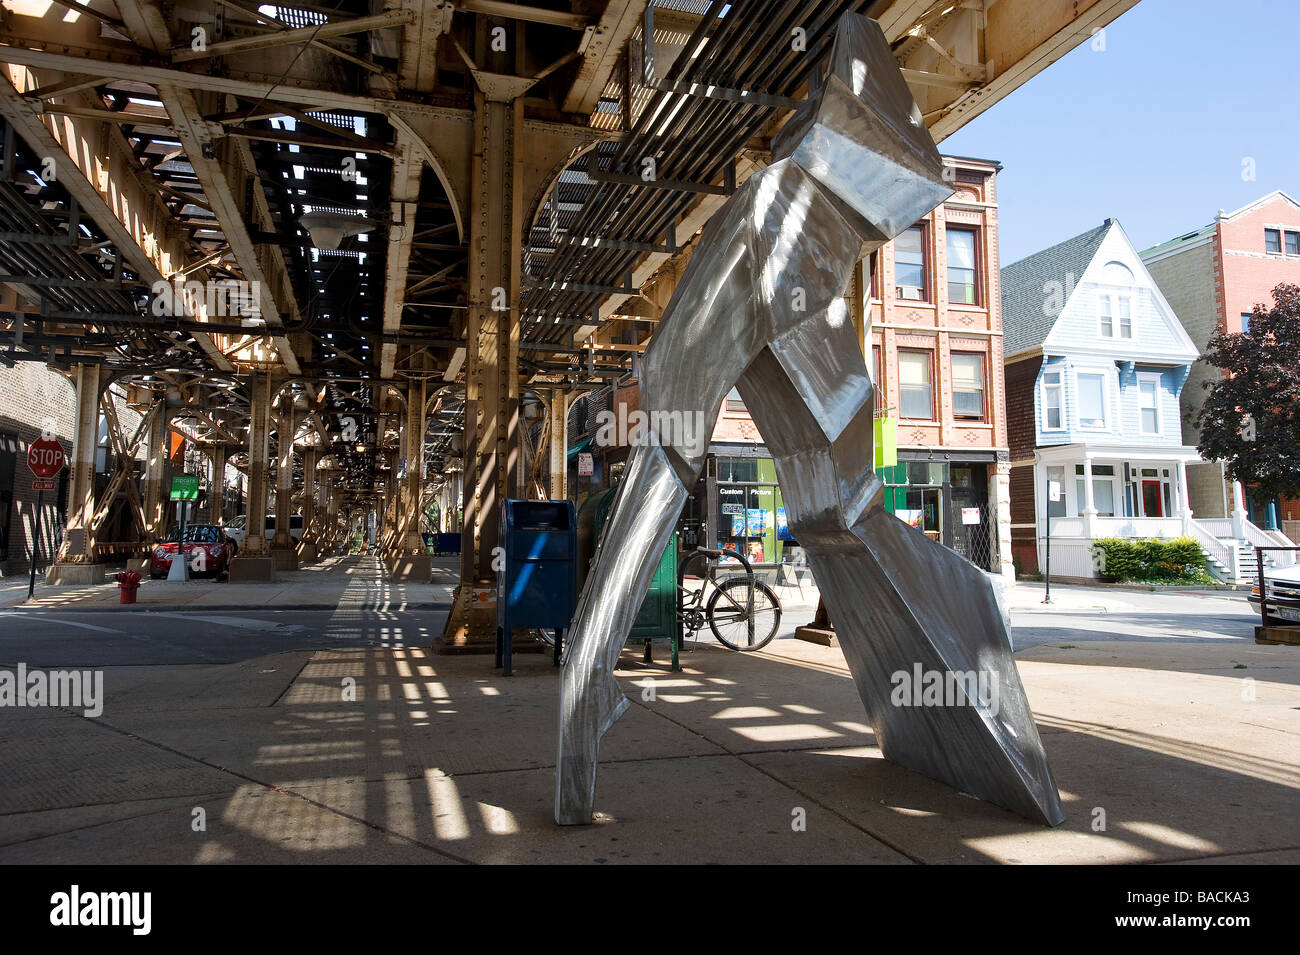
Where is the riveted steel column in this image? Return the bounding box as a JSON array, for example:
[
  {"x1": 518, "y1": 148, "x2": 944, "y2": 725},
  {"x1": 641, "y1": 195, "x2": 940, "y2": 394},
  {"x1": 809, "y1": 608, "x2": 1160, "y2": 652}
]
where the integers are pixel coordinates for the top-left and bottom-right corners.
[
  {"x1": 48, "y1": 363, "x2": 103, "y2": 580},
  {"x1": 271, "y1": 401, "x2": 298, "y2": 571},
  {"x1": 208, "y1": 443, "x2": 228, "y2": 525},
  {"x1": 142, "y1": 402, "x2": 171, "y2": 542},
  {"x1": 229, "y1": 373, "x2": 274, "y2": 580},
  {"x1": 548, "y1": 388, "x2": 569, "y2": 500},
  {"x1": 438, "y1": 90, "x2": 523, "y2": 648},
  {"x1": 297, "y1": 447, "x2": 319, "y2": 562}
]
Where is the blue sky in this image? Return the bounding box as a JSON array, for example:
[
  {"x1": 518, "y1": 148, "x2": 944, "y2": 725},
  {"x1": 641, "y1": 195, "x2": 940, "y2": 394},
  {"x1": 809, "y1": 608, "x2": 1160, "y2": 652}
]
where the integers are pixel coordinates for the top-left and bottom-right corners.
[{"x1": 940, "y1": 0, "x2": 1300, "y2": 267}]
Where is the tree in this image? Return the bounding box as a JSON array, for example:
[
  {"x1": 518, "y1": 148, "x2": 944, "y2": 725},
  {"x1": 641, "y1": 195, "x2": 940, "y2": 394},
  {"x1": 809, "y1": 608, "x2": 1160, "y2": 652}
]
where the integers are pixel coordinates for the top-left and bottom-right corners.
[{"x1": 1195, "y1": 283, "x2": 1300, "y2": 503}]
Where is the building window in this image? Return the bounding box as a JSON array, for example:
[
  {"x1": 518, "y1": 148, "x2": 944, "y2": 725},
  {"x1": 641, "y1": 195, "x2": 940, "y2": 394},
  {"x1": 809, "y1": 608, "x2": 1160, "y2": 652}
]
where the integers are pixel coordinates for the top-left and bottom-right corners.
[
  {"x1": 725, "y1": 387, "x2": 746, "y2": 412},
  {"x1": 1241, "y1": 312, "x2": 1252, "y2": 334},
  {"x1": 1041, "y1": 371, "x2": 1063, "y2": 430},
  {"x1": 895, "y1": 226, "x2": 927, "y2": 301},
  {"x1": 1138, "y1": 375, "x2": 1161, "y2": 434},
  {"x1": 1075, "y1": 464, "x2": 1117, "y2": 517},
  {"x1": 946, "y1": 228, "x2": 978, "y2": 305},
  {"x1": 1287, "y1": 231, "x2": 1300, "y2": 255},
  {"x1": 1265, "y1": 228, "x2": 1281, "y2": 253},
  {"x1": 951, "y1": 352, "x2": 985, "y2": 420},
  {"x1": 1077, "y1": 372, "x2": 1107, "y2": 429},
  {"x1": 872, "y1": 344, "x2": 882, "y2": 391},
  {"x1": 898, "y1": 349, "x2": 933, "y2": 419},
  {"x1": 1099, "y1": 293, "x2": 1132, "y2": 339}
]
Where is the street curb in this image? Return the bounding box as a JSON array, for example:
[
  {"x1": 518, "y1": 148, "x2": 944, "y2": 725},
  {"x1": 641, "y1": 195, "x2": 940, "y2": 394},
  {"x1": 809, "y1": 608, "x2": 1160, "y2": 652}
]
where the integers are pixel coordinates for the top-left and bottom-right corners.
[{"x1": 1, "y1": 602, "x2": 455, "y2": 614}]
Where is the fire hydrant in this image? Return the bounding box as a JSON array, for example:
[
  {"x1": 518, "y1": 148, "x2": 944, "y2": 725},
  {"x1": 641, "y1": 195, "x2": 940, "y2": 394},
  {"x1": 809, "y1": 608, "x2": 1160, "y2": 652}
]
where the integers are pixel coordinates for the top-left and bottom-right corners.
[{"x1": 117, "y1": 570, "x2": 141, "y2": 605}]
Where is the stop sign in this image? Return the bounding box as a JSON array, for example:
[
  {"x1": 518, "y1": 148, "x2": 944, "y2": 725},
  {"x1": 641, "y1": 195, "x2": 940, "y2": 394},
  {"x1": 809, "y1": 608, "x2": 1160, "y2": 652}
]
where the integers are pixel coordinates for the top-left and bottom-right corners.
[{"x1": 27, "y1": 437, "x2": 65, "y2": 478}]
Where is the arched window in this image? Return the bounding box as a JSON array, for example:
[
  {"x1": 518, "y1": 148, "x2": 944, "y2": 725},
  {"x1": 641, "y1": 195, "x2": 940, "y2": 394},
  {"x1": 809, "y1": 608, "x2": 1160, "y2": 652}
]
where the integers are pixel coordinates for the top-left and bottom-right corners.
[{"x1": 1101, "y1": 261, "x2": 1134, "y2": 285}]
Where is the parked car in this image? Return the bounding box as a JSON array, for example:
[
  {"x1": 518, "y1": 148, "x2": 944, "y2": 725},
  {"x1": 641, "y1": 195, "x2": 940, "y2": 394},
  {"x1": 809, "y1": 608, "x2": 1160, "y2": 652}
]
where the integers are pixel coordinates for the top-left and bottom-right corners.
[
  {"x1": 150, "y1": 524, "x2": 238, "y2": 579},
  {"x1": 1247, "y1": 563, "x2": 1300, "y2": 625},
  {"x1": 223, "y1": 514, "x2": 247, "y2": 548},
  {"x1": 264, "y1": 513, "x2": 304, "y2": 542}
]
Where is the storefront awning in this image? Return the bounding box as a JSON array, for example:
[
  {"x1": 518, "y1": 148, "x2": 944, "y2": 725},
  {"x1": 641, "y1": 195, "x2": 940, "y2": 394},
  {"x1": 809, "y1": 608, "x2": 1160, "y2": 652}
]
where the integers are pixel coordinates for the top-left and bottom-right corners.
[{"x1": 566, "y1": 436, "x2": 593, "y2": 462}]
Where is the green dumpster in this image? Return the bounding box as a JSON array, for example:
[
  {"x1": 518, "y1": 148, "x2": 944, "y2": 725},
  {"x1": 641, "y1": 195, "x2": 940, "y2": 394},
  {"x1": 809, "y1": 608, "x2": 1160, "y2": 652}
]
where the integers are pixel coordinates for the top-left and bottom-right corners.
[{"x1": 576, "y1": 485, "x2": 678, "y2": 648}]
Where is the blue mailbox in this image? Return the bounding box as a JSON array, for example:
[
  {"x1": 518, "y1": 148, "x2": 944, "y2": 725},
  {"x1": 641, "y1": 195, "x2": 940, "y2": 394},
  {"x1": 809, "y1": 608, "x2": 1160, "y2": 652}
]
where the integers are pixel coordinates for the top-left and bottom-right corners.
[{"x1": 496, "y1": 499, "x2": 577, "y2": 675}]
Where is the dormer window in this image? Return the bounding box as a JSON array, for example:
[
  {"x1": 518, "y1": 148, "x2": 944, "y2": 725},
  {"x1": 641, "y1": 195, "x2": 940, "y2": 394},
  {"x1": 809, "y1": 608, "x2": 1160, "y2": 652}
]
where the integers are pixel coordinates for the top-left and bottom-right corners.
[{"x1": 1099, "y1": 293, "x2": 1132, "y2": 339}]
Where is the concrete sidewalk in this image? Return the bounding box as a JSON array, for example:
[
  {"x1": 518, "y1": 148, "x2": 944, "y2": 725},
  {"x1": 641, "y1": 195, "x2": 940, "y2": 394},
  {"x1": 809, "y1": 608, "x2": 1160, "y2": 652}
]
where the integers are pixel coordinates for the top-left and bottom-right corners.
[
  {"x1": 0, "y1": 555, "x2": 458, "y2": 612},
  {"x1": 0, "y1": 634, "x2": 1295, "y2": 864}
]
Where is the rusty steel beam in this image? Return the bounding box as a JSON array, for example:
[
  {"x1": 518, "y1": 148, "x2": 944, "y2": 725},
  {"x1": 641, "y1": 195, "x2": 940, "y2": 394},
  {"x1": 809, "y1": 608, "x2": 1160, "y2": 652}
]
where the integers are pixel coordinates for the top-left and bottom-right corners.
[
  {"x1": 0, "y1": 70, "x2": 234, "y2": 371},
  {"x1": 117, "y1": 0, "x2": 303, "y2": 376}
]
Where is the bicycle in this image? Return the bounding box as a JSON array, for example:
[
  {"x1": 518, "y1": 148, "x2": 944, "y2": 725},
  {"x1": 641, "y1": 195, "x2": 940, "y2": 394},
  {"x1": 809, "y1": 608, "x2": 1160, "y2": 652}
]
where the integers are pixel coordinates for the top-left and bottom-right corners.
[
  {"x1": 531, "y1": 546, "x2": 782, "y2": 654},
  {"x1": 678, "y1": 547, "x2": 782, "y2": 652}
]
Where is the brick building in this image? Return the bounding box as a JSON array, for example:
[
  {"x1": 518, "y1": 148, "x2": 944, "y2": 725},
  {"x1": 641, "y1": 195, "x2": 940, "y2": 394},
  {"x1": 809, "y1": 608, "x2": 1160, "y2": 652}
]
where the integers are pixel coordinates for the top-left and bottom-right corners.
[
  {"x1": 867, "y1": 155, "x2": 1012, "y2": 578},
  {"x1": 1142, "y1": 190, "x2": 1300, "y2": 546}
]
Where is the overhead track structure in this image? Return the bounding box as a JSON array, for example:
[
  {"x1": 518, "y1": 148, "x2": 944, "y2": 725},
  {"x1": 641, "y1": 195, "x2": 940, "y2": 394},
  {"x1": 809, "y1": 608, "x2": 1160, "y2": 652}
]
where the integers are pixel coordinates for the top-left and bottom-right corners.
[{"x1": 0, "y1": 0, "x2": 1139, "y2": 591}]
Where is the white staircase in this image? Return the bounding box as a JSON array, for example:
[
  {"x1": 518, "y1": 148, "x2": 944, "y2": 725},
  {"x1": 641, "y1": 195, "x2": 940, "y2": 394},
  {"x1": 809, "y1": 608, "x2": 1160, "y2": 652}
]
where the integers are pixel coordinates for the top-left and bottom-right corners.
[{"x1": 1188, "y1": 518, "x2": 1295, "y2": 586}]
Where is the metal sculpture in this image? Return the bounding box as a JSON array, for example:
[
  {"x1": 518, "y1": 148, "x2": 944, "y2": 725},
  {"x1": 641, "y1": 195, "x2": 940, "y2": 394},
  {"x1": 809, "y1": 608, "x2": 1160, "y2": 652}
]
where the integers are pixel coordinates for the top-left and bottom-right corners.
[{"x1": 556, "y1": 13, "x2": 1065, "y2": 827}]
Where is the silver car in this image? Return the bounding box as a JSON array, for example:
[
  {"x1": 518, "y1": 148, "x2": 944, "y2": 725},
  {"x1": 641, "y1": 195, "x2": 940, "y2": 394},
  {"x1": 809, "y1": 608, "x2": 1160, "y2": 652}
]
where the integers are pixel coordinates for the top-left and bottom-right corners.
[{"x1": 1248, "y1": 563, "x2": 1300, "y2": 625}]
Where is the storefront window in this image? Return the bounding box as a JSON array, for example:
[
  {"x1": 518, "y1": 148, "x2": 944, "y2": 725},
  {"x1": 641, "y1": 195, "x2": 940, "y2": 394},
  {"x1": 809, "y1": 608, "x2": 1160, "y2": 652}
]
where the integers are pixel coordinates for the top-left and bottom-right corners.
[{"x1": 711, "y1": 456, "x2": 784, "y2": 565}]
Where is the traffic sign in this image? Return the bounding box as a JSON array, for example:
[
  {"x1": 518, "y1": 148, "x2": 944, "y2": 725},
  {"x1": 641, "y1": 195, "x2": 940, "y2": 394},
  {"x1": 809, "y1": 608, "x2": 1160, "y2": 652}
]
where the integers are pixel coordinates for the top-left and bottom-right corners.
[
  {"x1": 170, "y1": 475, "x2": 199, "y2": 500},
  {"x1": 32, "y1": 478, "x2": 55, "y2": 491},
  {"x1": 26, "y1": 437, "x2": 65, "y2": 478}
]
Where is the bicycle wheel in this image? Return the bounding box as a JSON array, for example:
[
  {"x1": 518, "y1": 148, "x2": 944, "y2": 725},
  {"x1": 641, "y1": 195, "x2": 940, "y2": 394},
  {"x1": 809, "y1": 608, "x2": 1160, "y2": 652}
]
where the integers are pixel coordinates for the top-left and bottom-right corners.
[
  {"x1": 531, "y1": 628, "x2": 556, "y2": 647},
  {"x1": 707, "y1": 577, "x2": 781, "y2": 651}
]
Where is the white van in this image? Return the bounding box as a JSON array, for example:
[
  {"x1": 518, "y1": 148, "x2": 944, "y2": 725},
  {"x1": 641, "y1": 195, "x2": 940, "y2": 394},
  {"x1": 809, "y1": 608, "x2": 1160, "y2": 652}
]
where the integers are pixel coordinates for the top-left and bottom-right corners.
[
  {"x1": 223, "y1": 514, "x2": 303, "y2": 545},
  {"x1": 265, "y1": 513, "x2": 304, "y2": 542}
]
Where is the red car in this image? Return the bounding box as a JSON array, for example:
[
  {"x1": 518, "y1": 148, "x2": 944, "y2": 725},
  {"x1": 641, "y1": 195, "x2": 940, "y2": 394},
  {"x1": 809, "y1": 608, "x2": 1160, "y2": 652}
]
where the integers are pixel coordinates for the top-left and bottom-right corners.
[{"x1": 150, "y1": 524, "x2": 238, "y2": 579}]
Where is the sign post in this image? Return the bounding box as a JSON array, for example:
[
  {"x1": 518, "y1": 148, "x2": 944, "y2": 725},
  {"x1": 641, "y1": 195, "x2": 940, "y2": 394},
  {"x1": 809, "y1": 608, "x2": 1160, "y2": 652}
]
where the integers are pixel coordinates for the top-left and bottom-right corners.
[
  {"x1": 168, "y1": 475, "x2": 199, "y2": 581},
  {"x1": 26, "y1": 437, "x2": 66, "y2": 600},
  {"x1": 1044, "y1": 478, "x2": 1061, "y2": 605}
]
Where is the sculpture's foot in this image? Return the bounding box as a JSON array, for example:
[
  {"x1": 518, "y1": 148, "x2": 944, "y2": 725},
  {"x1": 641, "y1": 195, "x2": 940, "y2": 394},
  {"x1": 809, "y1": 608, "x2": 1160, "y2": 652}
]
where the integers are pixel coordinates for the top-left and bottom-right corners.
[{"x1": 809, "y1": 507, "x2": 1065, "y2": 825}]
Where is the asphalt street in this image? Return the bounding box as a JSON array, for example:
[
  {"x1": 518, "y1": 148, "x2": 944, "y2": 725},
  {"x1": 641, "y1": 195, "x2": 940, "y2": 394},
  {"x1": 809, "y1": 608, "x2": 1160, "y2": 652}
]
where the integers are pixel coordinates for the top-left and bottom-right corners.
[
  {"x1": 0, "y1": 584, "x2": 1261, "y2": 667},
  {"x1": 0, "y1": 608, "x2": 448, "y2": 667}
]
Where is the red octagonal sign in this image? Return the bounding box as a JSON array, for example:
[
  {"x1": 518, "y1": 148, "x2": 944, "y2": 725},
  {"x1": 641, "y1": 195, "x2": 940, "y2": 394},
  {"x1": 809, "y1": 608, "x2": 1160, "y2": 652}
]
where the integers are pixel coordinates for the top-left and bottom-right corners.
[{"x1": 27, "y1": 437, "x2": 66, "y2": 479}]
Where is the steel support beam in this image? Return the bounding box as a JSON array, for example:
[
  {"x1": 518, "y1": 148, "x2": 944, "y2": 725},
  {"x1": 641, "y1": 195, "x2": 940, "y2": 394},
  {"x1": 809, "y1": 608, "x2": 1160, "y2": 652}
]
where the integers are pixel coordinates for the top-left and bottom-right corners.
[
  {"x1": 270, "y1": 402, "x2": 299, "y2": 570},
  {"x1": 209, "y1": 443, "x2": 228, "y2": 524},
  {"x1": 51, "y1": 363, "x2": 102, "y2": 569},
  {"x1": 229, "y1": 372, "x2": 274, "y2": 579},
  {"x1": 547, "y1": 387, "x2": 569, "y2": 501},
  {"x1": 297, "y1": 447, "x2": 319, "y2": 562},
  {"x1": 437, "y1": 90, "x2": 525, "y2": 649},
  {"x1": 142, "y1": 403, "x2": 170, "y2": 542},
  {"x1": 117, "y1": 0, "x2": 303, "y2": 376},
  {"x1": 0, "y1": 70, "x2": 233, "y2": 371}
]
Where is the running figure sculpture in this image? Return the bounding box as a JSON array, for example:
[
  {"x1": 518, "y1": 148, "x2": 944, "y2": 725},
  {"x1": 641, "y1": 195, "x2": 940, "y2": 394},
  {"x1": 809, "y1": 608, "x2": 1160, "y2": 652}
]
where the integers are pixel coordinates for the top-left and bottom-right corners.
[{"x1": 556, "y1": 13, "x2": 1065, "y2": 827}]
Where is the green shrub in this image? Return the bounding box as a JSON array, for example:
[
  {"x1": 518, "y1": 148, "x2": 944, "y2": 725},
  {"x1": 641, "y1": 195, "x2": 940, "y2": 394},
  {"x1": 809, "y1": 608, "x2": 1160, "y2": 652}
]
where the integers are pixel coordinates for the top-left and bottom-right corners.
[{"x1": 1092, "y1": 537, "x2": 1210, "y2": 583}]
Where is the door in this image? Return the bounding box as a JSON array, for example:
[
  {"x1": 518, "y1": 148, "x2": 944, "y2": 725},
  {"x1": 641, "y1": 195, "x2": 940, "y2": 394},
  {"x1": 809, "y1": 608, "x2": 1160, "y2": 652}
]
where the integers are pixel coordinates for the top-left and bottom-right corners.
[
  {"x1": 947, "y1": 465, "x2": 994, "y2": 571},
  {"x1": 1141, "y1": 480, "x2": 1163, "y2": 517}
]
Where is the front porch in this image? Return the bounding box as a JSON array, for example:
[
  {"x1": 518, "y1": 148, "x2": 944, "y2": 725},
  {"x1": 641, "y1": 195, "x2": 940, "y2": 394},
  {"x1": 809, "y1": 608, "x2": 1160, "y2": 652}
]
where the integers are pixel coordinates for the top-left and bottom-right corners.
[
  {"x1": 1034, "y1": 443, "x2": 1198, "y2": 581},
  {"x1": 1031, "y1": 445, "x2": 1295, "y2": 583}
]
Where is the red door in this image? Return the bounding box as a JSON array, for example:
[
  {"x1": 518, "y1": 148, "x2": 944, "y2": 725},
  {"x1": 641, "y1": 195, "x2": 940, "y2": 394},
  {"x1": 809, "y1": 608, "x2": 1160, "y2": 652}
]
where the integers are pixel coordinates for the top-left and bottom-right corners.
[{"x1": 1141, "y1": 480, "x2": 1163, "y2": 517}]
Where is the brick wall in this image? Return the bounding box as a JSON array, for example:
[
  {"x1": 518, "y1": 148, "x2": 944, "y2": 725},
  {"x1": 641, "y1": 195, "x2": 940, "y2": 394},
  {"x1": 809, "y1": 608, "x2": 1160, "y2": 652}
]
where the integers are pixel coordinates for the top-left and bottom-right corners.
[{"x1": 1003, "y1": 353, "x2": 1040, "y2": 462}]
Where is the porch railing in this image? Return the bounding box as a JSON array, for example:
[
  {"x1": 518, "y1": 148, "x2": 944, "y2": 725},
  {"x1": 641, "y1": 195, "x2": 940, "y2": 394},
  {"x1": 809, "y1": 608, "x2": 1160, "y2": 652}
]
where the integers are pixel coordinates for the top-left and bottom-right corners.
[{"x1": 1185, "y1": 519, "x2": 1237, "y2": 581}]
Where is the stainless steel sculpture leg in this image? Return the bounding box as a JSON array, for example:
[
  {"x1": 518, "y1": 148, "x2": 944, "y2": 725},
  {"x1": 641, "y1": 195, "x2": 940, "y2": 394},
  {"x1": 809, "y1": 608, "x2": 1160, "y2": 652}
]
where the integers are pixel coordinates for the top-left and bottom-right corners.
[
  {"x1": 736, "y1": 325, "x2": 1066, "y2": 826},
  {"x1": 555, "y1": 10, "x2": 1064, "y2": 827},
  {"x1": 555, "y1": 442, "x2": 687, "y2": 824}
]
